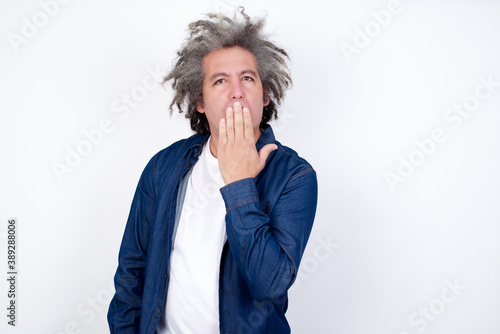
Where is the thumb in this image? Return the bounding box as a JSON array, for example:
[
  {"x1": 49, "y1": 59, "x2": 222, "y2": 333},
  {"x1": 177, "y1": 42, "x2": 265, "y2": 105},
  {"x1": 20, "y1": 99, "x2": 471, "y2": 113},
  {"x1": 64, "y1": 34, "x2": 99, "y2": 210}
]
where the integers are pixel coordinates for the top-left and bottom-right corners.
[{"x1": 258, "y1": 144, "x2": 278, "y2": 166}]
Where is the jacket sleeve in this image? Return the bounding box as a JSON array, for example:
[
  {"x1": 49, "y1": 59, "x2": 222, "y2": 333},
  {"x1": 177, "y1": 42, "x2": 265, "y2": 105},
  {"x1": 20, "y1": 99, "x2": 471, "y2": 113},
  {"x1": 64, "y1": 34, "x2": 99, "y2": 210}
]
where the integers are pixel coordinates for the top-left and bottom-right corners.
[
  {"x1": 219, "y1": 167, "x2": 318, "y2": 301},
  {"x1": 107, "y1": 155, "x2": 157, "y2": 333}
]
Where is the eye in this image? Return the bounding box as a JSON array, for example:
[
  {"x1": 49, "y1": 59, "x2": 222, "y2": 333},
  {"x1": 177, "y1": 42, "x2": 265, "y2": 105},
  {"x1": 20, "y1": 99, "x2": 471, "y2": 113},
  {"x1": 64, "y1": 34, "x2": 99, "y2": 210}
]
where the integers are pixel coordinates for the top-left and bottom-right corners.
[
  {"x1": 214, "y1": 78, "x2": 225, "y2": 85},
  {"x1": 243, "y1": 76, "x2": 254, "y2": 82}
]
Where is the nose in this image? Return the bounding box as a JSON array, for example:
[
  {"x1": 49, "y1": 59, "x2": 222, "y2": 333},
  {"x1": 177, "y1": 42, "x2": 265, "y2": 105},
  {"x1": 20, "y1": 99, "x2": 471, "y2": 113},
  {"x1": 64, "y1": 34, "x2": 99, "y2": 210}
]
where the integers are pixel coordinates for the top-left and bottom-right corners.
[{"x1": 229, "y1": 81, "x2": 244, "y2": 100}]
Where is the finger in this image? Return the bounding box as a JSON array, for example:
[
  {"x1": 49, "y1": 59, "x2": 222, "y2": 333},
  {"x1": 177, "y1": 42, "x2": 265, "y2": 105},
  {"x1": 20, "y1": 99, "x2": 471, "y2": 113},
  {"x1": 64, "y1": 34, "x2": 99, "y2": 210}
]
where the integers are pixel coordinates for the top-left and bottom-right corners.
[
  {"x1": 243, "y1": 107, "x2": 254, "y2": 140},
  {"x1": 233, "y1": 102, "x2": 244, "y2": 139},
  {"x1": 258, "y1": 143, "x2": 278, "y2": 167},
  {"x1": 219, "y1": 117, "x2": 227, "y2": 145},
  {"x1": 226, "y1": 107, "x2": 234, "y2": 142}
]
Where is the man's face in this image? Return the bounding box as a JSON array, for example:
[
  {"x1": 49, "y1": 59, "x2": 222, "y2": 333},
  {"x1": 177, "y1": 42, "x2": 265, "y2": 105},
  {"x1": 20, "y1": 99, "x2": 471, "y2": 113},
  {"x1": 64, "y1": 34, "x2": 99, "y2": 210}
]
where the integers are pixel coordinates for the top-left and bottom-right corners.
[{"x1": 197, "y1": 46, "x2": 269, "y2": 138}]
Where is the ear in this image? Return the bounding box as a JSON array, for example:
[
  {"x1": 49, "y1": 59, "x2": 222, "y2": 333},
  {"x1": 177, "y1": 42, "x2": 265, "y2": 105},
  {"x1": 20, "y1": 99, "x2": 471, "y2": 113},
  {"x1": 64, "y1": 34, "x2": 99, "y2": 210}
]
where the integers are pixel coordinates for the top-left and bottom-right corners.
[
  {"x1": 263, "y1": 90, "x2": 270, "y2": 107},
  {"x1": 196, "y1": 99, "x2": 205, "y2": 113}
]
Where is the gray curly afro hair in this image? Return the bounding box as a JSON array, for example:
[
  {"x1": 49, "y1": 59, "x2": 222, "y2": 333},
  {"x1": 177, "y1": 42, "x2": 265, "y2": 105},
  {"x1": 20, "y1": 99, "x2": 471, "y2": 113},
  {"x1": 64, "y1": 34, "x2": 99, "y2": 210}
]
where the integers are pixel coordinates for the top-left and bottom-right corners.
[{"x1": 162, "y1": 7, "x2": 292, "y2": 135}]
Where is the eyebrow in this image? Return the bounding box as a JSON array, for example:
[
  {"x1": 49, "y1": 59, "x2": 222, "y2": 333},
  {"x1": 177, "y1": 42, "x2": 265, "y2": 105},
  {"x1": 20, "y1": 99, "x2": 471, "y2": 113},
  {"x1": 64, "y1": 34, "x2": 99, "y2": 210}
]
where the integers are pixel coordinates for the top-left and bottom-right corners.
[{"x1": 207, "y1": 69, "x2": 259, "y2": 82}]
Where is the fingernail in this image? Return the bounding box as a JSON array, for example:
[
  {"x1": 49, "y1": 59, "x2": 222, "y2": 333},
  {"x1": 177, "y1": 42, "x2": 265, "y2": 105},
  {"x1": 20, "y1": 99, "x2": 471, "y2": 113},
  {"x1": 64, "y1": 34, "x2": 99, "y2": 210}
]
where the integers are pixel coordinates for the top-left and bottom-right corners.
[{"x1": 234, "y1": 102, "x2": 241, "y2": 108}]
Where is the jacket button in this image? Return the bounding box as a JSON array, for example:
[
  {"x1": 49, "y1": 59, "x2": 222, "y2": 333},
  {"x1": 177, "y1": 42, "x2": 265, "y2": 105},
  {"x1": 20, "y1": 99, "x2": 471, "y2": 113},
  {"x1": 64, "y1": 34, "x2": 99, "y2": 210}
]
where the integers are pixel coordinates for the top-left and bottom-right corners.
[
  {"x1": 165, "y1": 273, "x2": 168, "y2": 279},
  {"x1": 156, "y1": 310, "x2": 160, "y2": 315}
]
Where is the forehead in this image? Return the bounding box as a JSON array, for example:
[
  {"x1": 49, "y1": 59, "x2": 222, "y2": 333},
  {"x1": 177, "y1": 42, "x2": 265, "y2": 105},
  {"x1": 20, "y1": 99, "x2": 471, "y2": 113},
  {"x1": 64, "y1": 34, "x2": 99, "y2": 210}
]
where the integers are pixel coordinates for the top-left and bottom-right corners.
[{"x1": 203, "y1": 46, "x2": 258, "y2": 75}]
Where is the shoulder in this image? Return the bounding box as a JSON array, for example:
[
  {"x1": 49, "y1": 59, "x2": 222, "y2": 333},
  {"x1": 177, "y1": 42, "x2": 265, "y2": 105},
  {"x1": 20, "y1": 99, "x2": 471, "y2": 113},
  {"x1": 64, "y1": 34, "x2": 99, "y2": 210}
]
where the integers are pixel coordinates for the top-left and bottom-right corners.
[
  {"x1": 140, "y1": 133, "x2": 208, "y2": 180},
  {"x1": 268, "y1": 140, "x2": 316, "y2": 182},
  {"x1": 258, "y1": 125, "x2": 315, "y2": 179},
  {"x1": 151, "y1": 134, "x2": 207, "y2": 169}
]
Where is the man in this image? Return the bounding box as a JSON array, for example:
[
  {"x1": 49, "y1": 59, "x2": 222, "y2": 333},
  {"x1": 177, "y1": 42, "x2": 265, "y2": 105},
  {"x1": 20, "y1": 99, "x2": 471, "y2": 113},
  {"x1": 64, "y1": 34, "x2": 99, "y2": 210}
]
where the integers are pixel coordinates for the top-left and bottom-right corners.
[{"x1": 108, "y1": 7, "x2": 317, "y2": 334}]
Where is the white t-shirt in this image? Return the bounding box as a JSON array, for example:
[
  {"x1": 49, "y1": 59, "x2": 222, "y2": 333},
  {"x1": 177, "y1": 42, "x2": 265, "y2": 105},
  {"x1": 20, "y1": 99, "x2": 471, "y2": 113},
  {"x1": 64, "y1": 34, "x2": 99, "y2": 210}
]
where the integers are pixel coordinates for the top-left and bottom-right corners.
[{"x1": 157, "y1": 137, "x2": 227, "y2": 334}]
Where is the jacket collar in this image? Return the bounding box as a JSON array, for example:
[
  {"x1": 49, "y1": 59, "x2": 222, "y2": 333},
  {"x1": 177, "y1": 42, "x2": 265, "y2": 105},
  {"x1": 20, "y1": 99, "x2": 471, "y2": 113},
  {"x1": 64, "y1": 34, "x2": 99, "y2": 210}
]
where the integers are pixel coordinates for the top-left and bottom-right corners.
[
  {"x1": 256, "y1": 124, "x2": 276, "y2": 151},
  {"x1": 189, "y1": 133, "x2": 210, "y2": 154}
]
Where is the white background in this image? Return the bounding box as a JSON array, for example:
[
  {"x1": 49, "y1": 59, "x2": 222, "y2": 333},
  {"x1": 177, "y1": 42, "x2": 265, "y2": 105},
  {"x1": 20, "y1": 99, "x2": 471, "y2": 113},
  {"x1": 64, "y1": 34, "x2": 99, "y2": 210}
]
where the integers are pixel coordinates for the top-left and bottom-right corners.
[{"x1": 1, "y1": 0, "x2": 499, "y2": 333}]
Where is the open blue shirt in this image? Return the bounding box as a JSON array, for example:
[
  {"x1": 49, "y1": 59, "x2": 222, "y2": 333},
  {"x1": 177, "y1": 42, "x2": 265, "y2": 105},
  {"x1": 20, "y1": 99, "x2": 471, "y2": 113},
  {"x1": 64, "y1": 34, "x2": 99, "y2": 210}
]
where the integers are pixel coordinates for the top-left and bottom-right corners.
[{"x1": 108, "y1": 125, "x2": 318, "y2": 333}]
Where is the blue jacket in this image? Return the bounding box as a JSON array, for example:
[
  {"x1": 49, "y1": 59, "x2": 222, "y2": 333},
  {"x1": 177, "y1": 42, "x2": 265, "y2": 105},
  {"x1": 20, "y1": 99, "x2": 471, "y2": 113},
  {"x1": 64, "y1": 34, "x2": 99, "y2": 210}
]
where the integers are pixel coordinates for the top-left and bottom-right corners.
[{"x1": 108, "y1": 125, "x2": 318, "y2": 333}]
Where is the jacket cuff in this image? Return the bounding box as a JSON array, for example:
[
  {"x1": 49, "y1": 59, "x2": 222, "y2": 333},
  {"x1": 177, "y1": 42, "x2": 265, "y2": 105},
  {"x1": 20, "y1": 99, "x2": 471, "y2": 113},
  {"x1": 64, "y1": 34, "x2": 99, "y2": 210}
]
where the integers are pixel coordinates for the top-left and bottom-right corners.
[{"x1": 220, "y1": 178, "x2": 259, "y2": 212}]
